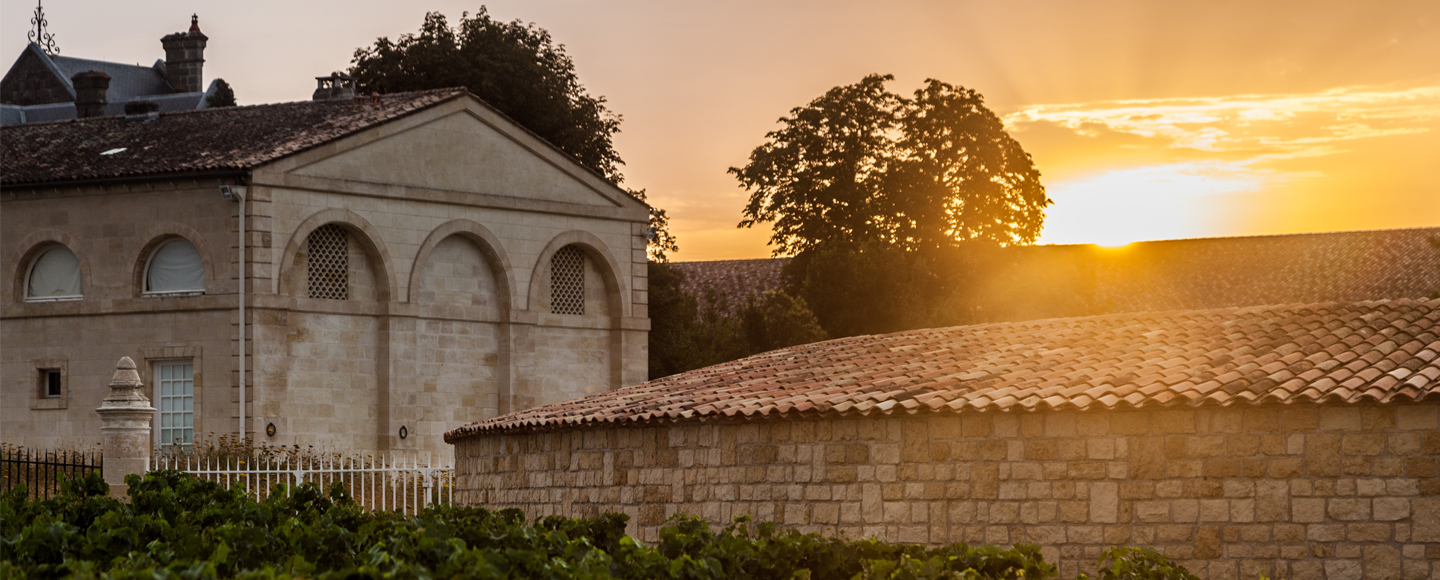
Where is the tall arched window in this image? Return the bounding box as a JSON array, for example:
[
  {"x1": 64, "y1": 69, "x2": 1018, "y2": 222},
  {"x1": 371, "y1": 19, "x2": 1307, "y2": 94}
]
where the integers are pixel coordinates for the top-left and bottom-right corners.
[
  {"x1": 145, "y1": 239, "x2": 205, "y2": 294},
  {"x1": 550, "y1": 245, "x2": 585, "y2": 315},
  {"x1": 26, "y1": 245, "x2": 82, "y2": 301}
]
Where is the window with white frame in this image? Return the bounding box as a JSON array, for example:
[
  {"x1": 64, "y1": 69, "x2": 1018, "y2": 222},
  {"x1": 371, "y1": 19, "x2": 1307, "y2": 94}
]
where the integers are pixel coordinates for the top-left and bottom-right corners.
[
  {"x1": 26, "y1": 245, "x2": 82, "y2": 301},
  {"x1": 156, "y1": 361, "x2": 194, "y2": 446},
  {"x1": 145, "y1": 238, "x2": 205, "y2": 294}
]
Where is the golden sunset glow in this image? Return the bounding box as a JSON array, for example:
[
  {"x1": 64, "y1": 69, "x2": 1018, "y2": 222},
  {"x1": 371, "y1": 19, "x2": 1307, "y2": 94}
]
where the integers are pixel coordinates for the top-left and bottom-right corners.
[
  {"x1": 6, "y1": 1, "x2": 1436, "y2": 259},
  {"x1": 1012, "y1": 85, "x2": 1440, "y2": 246}
]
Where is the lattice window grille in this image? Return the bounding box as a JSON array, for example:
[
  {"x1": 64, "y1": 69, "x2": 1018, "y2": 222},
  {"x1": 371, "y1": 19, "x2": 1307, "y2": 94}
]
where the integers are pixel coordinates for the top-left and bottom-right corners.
[
  {"x1": 307, "y1": 224, "x2": 349, "y2": 300},
  {"x1": 550, "y1": 246, "x2": 585, "y2": 315}
]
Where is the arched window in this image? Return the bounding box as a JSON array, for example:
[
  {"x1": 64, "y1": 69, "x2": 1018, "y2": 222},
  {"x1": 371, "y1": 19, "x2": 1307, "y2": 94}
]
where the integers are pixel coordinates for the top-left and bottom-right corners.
[
  {"x1": 145, "y1": 239, "x2": 205, "y2": 294},
  {"x1": 26, "y1": 245, "x2": 82, "y2": 301},
  {"x1": 550, "y1": 245, "x2": 585, "y2": 315},
  {"x1": 307, "y1": 224, "x2": 349, "y2": 300}
]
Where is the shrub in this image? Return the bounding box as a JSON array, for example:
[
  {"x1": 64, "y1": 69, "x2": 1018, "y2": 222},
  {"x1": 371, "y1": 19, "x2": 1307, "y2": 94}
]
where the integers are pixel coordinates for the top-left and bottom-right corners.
[{"x1": 0, "y1": 472, "x2": 1201, "y2": 579}]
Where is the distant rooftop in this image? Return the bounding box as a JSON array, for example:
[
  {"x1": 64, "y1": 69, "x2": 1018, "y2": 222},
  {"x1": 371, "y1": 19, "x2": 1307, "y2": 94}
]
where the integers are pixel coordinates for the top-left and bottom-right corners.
[
  {"x1": 670, "y1": 227, "x2": 1440, "y2": 321},
  {"x1": 1, "y1": 89, "x2": 468, "y2": 187}
]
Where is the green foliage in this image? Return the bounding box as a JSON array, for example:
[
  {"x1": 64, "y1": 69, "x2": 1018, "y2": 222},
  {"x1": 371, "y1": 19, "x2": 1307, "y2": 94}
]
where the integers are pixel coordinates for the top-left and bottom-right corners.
[
  {"x1": 1081, "y1": 547, "x2": 1202, "y2": 580},
  {"x1": 647, "y1": 263, "x2": 826, "y2": 379},
  {"x1": 646, "y1": 261, "x2": 749, "y2": 379},
  {"x1": 349, "y1": 8, "x2": 623, "y2": 183},
  {"x1": 206, "y1": 79, "x2": 236, "y2": 107},
  {"x1": 0, "y1": 474, "x2": 1201, "y2": 579},
  {"x1": 731, "y1": 75, "x2": 1050, "y2": 340},
  {"x1": 630, "y1": 188, "x2": 680, "y2": 263},
  {"x1": 732, "y1": 74, "x2": 1049, "y2": 256},
  {"x1": 733, "y1": 74, "x2": 901, "y2": 256},
  {"x1": 783, "y1": 241, "x2": 1103, "y2": 339},
  {"x1": 740, "y1": 289, "x2": 828, "y2": 354}
]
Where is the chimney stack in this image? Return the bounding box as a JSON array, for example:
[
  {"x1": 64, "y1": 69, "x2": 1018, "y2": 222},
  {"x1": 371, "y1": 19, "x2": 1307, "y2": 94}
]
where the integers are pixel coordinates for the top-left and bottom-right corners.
[
  {"x1": 312, "y1": 74, "x2": 357, "y2": 101},
  {"x1": 160, "y1": 14, "x2": 207, "y2": 93},
  {"x1": 71, "y1": 71, "x2": 111, "y2": 118}
]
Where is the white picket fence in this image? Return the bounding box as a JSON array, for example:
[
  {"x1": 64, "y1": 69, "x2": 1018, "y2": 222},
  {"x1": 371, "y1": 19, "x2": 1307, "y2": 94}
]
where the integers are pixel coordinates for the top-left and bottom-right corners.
[{"x1": 152, "y1": 451, "x2": 453, "y2": 514}]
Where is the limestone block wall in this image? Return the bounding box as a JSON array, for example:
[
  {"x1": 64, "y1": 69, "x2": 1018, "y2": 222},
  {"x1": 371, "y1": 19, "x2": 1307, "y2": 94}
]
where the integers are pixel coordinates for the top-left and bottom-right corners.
[
  {"x1": 452, "y1": 403, "x2": 1440, "y2": 580},
  {"x1": 1, "y1": 183, "x2": 242, "y2": 450}
]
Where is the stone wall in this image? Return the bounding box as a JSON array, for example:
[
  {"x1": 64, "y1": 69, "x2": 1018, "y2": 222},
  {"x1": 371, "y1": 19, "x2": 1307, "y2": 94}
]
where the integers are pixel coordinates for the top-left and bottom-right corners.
[
  {"x1": 452, "y1": 403, "x2": 1440, "y2": 580},
  {"x1": 1, "y1": 183, "x2": 241, "y2": 449}
]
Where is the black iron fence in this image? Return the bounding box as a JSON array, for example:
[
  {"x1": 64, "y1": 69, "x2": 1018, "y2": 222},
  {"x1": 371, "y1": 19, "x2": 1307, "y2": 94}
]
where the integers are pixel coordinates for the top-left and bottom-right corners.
[{"x1": 0, "y1": 445, "x2": 103, "y2": 499}]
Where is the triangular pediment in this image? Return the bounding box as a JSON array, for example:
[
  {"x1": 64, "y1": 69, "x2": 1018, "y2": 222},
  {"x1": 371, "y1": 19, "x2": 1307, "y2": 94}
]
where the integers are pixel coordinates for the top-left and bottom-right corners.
[{"x1": 290, "y1": 110, "x2": 621, "y2": 207}]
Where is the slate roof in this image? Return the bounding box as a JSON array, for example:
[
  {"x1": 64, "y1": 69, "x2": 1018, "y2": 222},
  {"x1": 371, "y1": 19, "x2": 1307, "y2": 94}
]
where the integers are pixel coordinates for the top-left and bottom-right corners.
[
  {"x1": 3, "y1": 90, "x2": 207, "y2": 125},
  {"x1": 447, "y1": 298, "x2": 1440, "y2": 439},
  {"x1": 49, "y1": 54, "x2": 173, "y2": 100},
  {"x1": 1, "y1": 89, "x2": 467, "y2": 187},
  {"x1": 672, "y1": 258, "x2": 787, "y2": 316}
]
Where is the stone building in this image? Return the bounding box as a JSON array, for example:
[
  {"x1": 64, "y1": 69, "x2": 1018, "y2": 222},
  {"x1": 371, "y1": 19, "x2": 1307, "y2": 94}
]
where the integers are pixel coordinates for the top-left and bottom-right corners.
[
  {"x1": 447, "y1": 298, "x2": 1440, "y2": 579},
  {"x1": 2, "y1": 15, "x2": 221, "y2": 125},
  {"x1": 2, "y1": 88, "x2": 651, "y2": 456}
]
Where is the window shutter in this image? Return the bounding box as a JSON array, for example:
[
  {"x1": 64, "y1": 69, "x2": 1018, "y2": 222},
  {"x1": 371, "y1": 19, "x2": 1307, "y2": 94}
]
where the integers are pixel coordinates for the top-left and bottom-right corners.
[
  {"x1": 307, "y1": 224, "x2": 349, "y2": 300},
  {"x1": 550, "y1": 245, "x2": 585, "y2": 315}
]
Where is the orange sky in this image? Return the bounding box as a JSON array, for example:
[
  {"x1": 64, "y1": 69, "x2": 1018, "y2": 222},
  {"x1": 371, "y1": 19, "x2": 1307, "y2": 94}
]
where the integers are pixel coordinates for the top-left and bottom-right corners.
[{"x1": 6, "y1": 0, "x2": 1437, "y2": 259}]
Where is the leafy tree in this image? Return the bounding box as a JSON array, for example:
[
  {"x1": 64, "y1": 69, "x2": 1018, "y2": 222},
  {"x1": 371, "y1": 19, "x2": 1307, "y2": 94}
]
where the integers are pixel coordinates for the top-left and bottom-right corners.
[
  {"x1": 205, "y1": 78, "x2": 236, "y2": 107},
  {"x1": 739, "y1": 289, "x2": 827, "y2": 353},
  {"x1": 887, "y1": 80, "x2": 1050, "y2": 249},
  {"x1": 630, "y1": 189, "x2": 679, "y2": 262},
  {"x1": 349, "y1": 8, "x2": 623, "y2": 182},
  {"x1": 732, "y1": 74, "x2": 901, "y2": 256},
  {"x1": 732, "y1": 74, "x2": 1049, "y2": 254}
]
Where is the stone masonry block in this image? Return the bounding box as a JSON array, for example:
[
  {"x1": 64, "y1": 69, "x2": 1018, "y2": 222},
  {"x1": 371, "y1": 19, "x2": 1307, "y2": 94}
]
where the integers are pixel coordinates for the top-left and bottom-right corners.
[
  {"x1": 1396, "y1": 405, "x2": 1438, "y2": 430},
  {"x1": 1328, "y1": 498, "x2": 1372, "y2": 521},
  {"x1": 1090, "y1": 482, "x2": 1118, "y2": 523},
  {"x1": 1374, "y1": 497, "x2": 1410, "y2": 521},
  {"x1": 1412, "y1": 498, "x2": 1440, "y2": 542}
]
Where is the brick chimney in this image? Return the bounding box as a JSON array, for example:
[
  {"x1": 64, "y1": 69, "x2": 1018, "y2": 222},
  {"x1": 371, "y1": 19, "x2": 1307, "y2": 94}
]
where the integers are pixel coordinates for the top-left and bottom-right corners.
[
  {"x1": 71, "y1": 71, "x2": 111, "y2": 118},
  {"x1": 160, "y1": 14, "x2": 207, "y2": 93}
]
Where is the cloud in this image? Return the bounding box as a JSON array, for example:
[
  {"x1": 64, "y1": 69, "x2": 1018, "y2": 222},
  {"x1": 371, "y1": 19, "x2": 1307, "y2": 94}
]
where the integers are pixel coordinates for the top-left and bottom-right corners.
[{"x1": 1005, "y1": 86, "x2": 1440, "y2": 155}]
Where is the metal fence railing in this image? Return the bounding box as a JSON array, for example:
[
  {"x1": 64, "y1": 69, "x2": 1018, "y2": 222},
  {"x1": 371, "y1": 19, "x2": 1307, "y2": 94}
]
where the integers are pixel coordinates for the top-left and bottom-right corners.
[
  {"x1": 153, "y1": 451, "x2": 452, "y2": 514},
  {"x1": 0, "y1": 445, "x2": 102, "y2": 500}
]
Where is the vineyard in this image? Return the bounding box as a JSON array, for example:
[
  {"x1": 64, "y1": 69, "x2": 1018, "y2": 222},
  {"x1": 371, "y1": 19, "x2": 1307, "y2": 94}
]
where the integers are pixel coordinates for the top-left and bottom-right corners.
[{"x1": 1, "y1": 471, "x2": 1200, "y2": 580}]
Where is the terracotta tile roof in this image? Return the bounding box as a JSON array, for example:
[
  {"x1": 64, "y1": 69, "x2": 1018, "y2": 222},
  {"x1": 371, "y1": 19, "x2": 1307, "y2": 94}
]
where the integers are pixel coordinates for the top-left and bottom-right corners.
[
  {"x1": 672, "y1": 258, "x2": 787, "y2": 316},
  {"x1": 1, "y1": 89, "x2": 467, "y2": 187},
  {"x1": 446, "y1": 298, "x2": 1440, "y2": 440}
]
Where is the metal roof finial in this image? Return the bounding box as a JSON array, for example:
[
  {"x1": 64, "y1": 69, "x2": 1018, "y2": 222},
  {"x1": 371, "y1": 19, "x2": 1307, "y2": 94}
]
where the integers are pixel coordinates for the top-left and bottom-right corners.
[{"x1": 29, "y1": 0, "x2": 59, "y2": 55}]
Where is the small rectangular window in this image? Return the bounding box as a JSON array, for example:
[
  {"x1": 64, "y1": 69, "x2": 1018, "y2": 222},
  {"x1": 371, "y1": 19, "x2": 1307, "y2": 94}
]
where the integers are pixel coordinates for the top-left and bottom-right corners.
[
  {"x1": 40, "y1": 369, "x2": 61, "y2": 398},
  {"x1": 156, "y1": 361, "x2": 195, "y2": 446}
]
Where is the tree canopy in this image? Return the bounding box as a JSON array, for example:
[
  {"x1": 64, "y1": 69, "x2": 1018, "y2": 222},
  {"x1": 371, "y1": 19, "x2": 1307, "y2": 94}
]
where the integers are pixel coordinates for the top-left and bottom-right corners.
[
  {"x1": 349, "y1": 9, "x2": 623, "y2": 182},
  {"x1": 205, "y1": 79, "x2": 236, "y2": 108},
  {"x1": 732, "y1": 75, "x2": 1050, "y2": 255}
]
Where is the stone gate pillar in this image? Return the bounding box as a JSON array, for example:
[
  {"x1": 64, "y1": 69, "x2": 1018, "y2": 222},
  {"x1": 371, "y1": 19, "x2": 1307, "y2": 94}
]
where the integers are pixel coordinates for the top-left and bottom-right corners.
[{"x1": 95, "y1": 357, "x2": 155, "y2": 499}]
